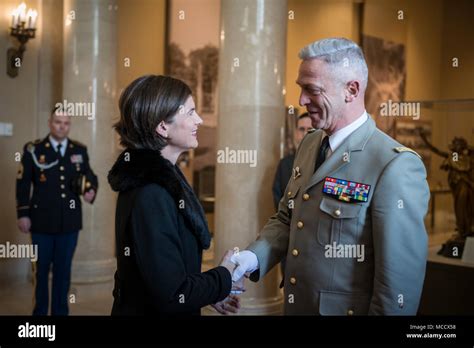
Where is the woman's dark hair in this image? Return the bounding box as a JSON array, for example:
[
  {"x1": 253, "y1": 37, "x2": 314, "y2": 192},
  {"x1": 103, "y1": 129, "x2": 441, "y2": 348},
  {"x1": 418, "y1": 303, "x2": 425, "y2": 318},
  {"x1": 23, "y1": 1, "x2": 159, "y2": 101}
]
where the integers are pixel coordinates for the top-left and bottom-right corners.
[{"x1": 114, "y1": 75, "x2": 192, "y2": 151}]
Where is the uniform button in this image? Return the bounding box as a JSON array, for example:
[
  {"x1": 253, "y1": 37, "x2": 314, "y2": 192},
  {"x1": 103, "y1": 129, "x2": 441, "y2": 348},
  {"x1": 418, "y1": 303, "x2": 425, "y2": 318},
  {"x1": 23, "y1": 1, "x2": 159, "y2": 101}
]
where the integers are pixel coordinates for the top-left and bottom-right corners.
[
  {"x1": 60, "y1": 166, "x2": 64, "y2": 171},
  {"x1": 334, "y1": 209, "x2": 341, "y2": 217},
  {"x1": 60, "y1": 175, "x2": 65, "y2": 180},
  {"x1": 290, "y1": 277, "x2": 296, "y2": 285},
  {"x1": 85, "y1": 181, "x2": 91, "y2": 189},
  {"x1": 347, "y1": 309, "x2": 354, "y2": 316},
  {"x1": 297, "y1": 221, "x2": 304, "y2": 229},
  {"x1": 61, "y1": 193, "x2": 66, "y2": 198},
  {"x1": 303, "y1": 193, "x2": 310, "y2": 201},
  {"x1": 287, "y1": 191, "x2": 292, "y2": 197},
  {"x1": 292, "y1": 249, "x2": 299, "y2": 256},
  {"x1": 61, "y1": 184, "x2": 65, "y2": 189}
]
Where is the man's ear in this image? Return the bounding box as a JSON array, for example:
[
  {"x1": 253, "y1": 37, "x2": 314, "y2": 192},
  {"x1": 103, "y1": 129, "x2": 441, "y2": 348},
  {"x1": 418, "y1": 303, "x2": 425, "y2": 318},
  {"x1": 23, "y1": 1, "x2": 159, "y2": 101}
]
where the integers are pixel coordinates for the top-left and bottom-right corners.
[
  {"x1": 156, "y1": 121, "x2": 169, "y2": 138},
  {"x1": 344, "y1": 80, "x2": 360, "y2": 102}
]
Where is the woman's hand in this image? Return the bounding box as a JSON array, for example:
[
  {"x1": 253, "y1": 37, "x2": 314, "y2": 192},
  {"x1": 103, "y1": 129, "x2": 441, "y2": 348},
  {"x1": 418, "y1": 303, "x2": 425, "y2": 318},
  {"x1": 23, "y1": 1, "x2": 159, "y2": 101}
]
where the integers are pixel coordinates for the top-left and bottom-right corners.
[
  {"x1": 219, "y1": 249, "x2": 247, "y2": 294},
  {"x1": 211, "y1": 294, "x2": 241, "y2": 315},
  {"x1": 219, "y1": 250, "x2": 236, "y2": 275}
]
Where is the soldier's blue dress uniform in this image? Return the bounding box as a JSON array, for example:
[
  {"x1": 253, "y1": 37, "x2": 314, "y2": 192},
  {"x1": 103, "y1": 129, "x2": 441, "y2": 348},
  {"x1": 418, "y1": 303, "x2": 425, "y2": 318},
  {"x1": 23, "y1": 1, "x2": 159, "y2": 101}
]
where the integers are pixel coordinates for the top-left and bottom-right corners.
[{"x1": 16, "y1": 135, "x2": 98, "y2": 315}]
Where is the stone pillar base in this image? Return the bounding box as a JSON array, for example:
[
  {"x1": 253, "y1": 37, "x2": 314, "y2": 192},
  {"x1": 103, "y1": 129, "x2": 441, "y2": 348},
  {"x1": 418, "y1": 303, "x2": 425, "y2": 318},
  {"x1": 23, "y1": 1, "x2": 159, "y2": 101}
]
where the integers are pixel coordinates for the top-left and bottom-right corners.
[
  {"x1": 202, "y1": 295, "x2": 283, "y2": 316},
  {"x1": 236, "y1": 295, "x2": 283, "y2": 315},
  {"x1": 71, "y1": 258, "x2": 116, "y2": 284}
]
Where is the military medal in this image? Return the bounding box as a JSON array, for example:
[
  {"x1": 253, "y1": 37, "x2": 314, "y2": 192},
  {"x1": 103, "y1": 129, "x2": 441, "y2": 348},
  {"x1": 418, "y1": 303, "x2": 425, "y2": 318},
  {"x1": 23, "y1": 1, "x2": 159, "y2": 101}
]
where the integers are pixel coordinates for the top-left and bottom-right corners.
[
  {"x1": 323, "y1": 176, "x2": 370, "y2": 203},
  {"x1": 293, "y1": 166, "x2": 301, "y2": 180},
  {"x1": 70, "y1": 154, "x2": 83, "y2": 164}
]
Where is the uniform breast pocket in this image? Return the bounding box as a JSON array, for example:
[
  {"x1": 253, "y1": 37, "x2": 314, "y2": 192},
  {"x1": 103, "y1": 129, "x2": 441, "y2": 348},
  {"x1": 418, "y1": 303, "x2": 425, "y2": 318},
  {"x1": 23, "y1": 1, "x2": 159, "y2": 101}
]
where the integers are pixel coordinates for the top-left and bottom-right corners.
[
  {"x1": 319, "y1": 290, "x2": 370, "y2": 315},
  {"x1": 317, "y1": 197, "x2": 362, "y2": 246}
]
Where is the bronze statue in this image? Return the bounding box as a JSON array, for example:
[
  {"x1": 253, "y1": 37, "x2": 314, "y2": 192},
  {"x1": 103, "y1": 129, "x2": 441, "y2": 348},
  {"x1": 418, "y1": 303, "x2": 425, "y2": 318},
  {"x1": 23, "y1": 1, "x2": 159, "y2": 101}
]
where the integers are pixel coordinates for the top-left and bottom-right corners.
[{"x1": 418, "y1": 129, "x2": 474, "y2": 258}]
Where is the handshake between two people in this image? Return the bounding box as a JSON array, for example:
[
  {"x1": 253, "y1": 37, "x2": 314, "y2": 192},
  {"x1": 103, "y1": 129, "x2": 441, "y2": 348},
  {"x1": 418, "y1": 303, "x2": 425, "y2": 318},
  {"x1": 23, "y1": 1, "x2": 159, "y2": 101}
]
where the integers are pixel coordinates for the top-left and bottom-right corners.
[{"x1": 212, "y1": 249, "x2": 259, "y2": 315}]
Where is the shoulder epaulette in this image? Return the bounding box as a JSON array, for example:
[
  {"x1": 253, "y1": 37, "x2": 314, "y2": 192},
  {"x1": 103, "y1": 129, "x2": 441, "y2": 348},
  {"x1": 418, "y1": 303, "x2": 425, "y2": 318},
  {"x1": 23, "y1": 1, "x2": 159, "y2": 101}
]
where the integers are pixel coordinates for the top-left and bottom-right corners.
[
  {"x1": 394, "y1": 146, "x2": 422, "y2": 159},
  {"x1": 25, "y1": 141, "x2": 35, "y2": 152},
  {"x1": 69, "y1": 139, "x2": 87, "y2": 148}
]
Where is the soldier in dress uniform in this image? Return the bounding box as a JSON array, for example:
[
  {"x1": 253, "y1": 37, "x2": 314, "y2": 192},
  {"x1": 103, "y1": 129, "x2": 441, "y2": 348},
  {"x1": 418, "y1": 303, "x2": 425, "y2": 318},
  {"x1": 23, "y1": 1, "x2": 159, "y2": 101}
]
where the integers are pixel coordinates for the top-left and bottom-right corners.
[
  {"x1": 16, "y1": 107, "x2": 98, "y2": 315},
  {"x1": 230, "y1": 38, "x2": 430, "y2": 315}
]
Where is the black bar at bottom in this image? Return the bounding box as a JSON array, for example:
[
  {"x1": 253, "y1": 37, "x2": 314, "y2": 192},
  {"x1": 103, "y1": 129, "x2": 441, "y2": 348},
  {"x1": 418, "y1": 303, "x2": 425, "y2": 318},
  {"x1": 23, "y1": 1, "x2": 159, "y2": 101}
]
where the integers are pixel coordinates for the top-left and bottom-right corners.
[{"x1": 0, "y1": 316, "x2": 473, "y2": 345}]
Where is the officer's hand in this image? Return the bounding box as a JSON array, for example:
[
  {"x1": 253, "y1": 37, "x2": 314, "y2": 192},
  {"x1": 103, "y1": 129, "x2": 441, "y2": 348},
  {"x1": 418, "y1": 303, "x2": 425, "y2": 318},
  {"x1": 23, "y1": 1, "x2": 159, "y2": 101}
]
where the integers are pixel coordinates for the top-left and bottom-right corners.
[
  {"x1": 230, "y1": 250, "x2": 259, "y2": 282},
  {"x1": 83, "y1": 190, "x2": 95, "y2": 203},
  {"x1": 17, "y1": 217, "x2": 31, "y2": 233}
]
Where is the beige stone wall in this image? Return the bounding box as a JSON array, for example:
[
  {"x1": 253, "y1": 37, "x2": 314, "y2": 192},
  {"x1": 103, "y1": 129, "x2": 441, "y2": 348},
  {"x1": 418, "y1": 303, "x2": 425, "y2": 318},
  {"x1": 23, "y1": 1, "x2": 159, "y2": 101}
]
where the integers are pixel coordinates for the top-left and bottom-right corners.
[
  {"x1": 116, "y1": 0, "x2": 166, "y2": 91},
  {"x1": 0, "y1": 0, "x2": 43, "y2": 285},
  {"x1": 286, "y1": 0, "x2": 359, "y2": 109}
]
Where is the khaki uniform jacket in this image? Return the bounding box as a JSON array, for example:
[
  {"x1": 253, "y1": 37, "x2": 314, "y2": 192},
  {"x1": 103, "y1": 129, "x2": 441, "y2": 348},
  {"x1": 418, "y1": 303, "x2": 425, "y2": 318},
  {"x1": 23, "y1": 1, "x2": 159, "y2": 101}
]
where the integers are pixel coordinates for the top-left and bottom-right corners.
[{"x1": 248, "y1": 116, "x2": 429, "y2": 315}]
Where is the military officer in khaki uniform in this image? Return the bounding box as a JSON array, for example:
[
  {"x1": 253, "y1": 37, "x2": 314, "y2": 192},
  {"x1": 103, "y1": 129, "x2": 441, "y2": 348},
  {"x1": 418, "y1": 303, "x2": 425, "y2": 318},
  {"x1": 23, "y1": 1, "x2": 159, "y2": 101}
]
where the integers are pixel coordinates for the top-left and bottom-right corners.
[{"x1": 230, "y1": 38, "x2": 429, "y2": 315}]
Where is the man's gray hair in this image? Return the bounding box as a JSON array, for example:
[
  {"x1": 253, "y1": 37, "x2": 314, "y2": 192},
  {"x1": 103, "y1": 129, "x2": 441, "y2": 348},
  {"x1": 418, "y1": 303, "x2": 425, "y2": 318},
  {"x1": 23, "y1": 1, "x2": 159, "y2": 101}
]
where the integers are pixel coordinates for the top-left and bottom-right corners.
[{"x1": 299, "y1": 38, "x2": 368, "y2": 89}]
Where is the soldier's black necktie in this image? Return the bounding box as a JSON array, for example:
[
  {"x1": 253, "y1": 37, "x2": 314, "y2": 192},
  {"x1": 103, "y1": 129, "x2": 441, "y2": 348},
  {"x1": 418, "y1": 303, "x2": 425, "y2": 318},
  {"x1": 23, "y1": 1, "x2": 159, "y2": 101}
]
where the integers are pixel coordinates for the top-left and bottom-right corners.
[
  {"x1": 56, "y1": 143, "x2": 63, "y2": 158},
  {"x1": 314, "y1": 136, "x2": 330, "y2": 173}
]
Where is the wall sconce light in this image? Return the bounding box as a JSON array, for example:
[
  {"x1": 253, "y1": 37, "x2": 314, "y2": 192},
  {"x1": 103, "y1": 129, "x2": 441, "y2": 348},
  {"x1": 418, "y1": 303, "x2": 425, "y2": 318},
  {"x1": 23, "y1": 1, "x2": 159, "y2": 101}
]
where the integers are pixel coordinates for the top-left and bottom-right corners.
[{"x1": 7, "y1": 2, "x2": 37, "y2": 78}]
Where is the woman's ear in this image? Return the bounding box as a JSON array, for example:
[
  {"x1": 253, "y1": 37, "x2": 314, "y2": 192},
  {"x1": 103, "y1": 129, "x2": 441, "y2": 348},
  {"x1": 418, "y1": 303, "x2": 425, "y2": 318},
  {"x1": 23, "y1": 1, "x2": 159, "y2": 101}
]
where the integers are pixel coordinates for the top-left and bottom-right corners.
[{"x1": 156, "y1": 121, "x2": 169, "y2": 139}]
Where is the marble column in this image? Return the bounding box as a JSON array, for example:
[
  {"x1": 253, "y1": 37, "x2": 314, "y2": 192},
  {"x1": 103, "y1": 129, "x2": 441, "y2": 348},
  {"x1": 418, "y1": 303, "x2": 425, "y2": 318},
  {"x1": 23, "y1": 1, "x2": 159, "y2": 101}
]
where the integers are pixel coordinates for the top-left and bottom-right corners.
[
  {"x1": 63, "y1": 0, "x2": 118, "y2": 283},
  {"x1": 37, "y1": 0, "x2": 63, "y2": 137},
  {"x1": 214, "y1": 0, "x2": 288, "y2": 315}
]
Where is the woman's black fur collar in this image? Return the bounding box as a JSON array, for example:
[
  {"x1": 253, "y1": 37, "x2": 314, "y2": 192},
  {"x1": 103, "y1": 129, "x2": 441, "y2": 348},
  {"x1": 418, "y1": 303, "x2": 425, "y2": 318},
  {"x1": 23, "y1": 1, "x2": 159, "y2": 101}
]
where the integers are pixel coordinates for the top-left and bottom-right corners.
[{"x1": 108, "y1": 149, "x2": 211, "y2": 249}]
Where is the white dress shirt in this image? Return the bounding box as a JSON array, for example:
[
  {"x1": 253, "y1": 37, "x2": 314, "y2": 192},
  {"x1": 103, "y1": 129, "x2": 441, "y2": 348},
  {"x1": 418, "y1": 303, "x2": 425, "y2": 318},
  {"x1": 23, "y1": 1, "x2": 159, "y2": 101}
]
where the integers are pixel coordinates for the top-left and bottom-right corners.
[
  {"x1": 49, "y1": 136, "x2": 68, "y2": 157},
  {"x1": 322, "y1": 111, "x2": 368, "y2": 158}
]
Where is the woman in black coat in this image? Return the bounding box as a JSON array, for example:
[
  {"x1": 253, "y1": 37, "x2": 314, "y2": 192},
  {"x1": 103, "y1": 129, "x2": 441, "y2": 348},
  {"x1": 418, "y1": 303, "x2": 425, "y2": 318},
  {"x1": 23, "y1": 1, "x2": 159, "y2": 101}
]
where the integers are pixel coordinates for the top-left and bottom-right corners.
[{"x1": 108, "y1": 75, "x2": 239, "y2": 316}]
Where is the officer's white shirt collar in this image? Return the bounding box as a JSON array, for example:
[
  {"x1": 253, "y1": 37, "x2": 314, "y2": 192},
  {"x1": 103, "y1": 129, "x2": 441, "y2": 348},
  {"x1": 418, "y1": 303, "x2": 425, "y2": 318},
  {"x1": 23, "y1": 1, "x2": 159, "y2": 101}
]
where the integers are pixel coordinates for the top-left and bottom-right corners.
[
  {"x1": 48, "y1": 135, "x2": 68, "y2": 157},
  {"x1": 323, "y1": 111, "x2": 368, "y2": 158}
]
